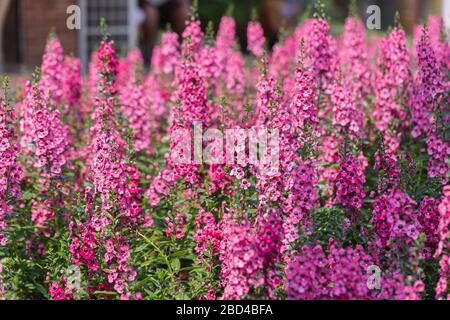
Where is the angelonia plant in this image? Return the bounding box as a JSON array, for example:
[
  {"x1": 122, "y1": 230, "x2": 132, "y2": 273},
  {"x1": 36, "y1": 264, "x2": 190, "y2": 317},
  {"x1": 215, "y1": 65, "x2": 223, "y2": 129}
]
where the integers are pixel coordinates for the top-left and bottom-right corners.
[{"x1": 0, "y1": 4, "x2": 449, "y2": 300}]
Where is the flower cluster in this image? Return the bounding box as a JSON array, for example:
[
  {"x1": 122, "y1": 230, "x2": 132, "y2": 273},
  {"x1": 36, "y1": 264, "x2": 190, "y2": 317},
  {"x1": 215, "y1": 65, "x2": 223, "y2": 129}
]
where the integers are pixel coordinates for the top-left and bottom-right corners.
[
  {"x1": 71, "y1": 37, "x2": 145, "y2": 299},
  {"x1": 372, "y1": 187, "x2": 419, "y2": 249},
  {"x1": 0, "y1": 91, "x2": 24, "y2": 246},
  {"x1": 216, "y1": 16, "x2": 236, "y2": 74},
  {"x1": 289, "y1": 66, "x2": 318, "y2": 131},
  {"x1": 304, "y1": 18, "x2": 335, "y2": 89},
  {"x1": 219, "y1": 218, "x2": 264, "y2": 299},
  {"x1": 334, "y1": 156, "x2": 365, "y2": 211},
  {"x1": 151, "y1": 32, "x2": 180, "y2": 76},
  {"x1": 69, "y1": 219, "x2": 99, "y2": 271},
  {"x1": 282, "y1": 161, "x2": 318, "y2": 247},
  {"x1": 247, "y1": 21, "x2": 265, "y2": 58},
  {"x1": 418, "y1": 196, "x2": 441, "y2": 258},
  {"x1": 194, "y1": 208, "x2": 222, "y2": 262},
  {"x1": 62, "y1": 56, "x2": 82, "y2": 113},
  {"x1": 97, "y1": 40, "x2": 119, "y2": 95},
  {"x1": 29, "y1": 102, "x2": 71, "y2": 175},
  {"x1": 411, "y1": 26, "x2": 445, "y2": 138},
  {"x1": 426, "y1": 133, "x2": 450, "y2": 184},
  {"x1": 40, "y1": 36, "x2": 64, "y2": 106},
  {"x1": 1, "y1": 5, "x2": 448, "y2": 301},
  {"x1": 373, "y1": 27, "x2": 410, "y2": 136},
  {"x1": 181, "y1": 19, "x2": 203, "y2": 56},
  {"x1": 49, "y1": 280, "x2": 73, "y2": 300},
  {"x1": 434, "y1": 186, "x2": 449, "y2": 299},
  {"x1": 119, "y1": 84, "x2": 154, "y2": 153},
  {"x1": 340, "y1": 17, "x2": 370, "y2": 99},
  {"x1": 285, "y1": 244, "x2": 419, "y2": 300},
  {"x1": 330, "y1": 79, "x2": 362, "y2": 138},
  {"x1": 165, "y1": 212, "x2": 187, "y2": 239}
]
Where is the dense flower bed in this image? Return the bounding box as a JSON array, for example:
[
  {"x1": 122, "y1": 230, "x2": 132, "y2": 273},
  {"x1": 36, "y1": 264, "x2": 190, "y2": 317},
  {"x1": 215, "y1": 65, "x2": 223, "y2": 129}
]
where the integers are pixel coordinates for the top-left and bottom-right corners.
[{"x1": 0, "y1": 7, "x2": 449, "y2": 300}]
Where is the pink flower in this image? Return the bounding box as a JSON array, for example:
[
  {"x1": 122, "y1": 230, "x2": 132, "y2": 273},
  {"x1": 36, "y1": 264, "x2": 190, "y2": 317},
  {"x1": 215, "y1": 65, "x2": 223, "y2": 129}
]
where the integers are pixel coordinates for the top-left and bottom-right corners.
[
  {"x1": 151, "y1": 32, "x2": 180, "y2": 75},
  {"x1": 247, "y1": 21, "x2": 265, "y2": 58},
  {"x1": 181, "y1": 19, "x2": 203, "y2": 57},
  {"x1": 373, "y1": 27, "x2": 410, "y2": 133},
  {"x1": 62, "y1": 56, "x2": 82, "y2": 112},
  {"x1": 286, "y1": 243, "x2": 416, "y2": 300},
  {"x1": 216, "y1": 16, "x2": 236, "y2": 75},
  {"x1": 334, "y1": 156, "x2": 365, "y2": 210},
  {"x1": 119, "y1": 84, "x2": 155, "y2": 153},
  {"x1": 373, "y1": 187, "x2": 419, "y2": 249},
  {"x1": 0, "y1": 91, "x2": 24, "y2": 246},
  {"x1": 49, "y1": 282, "x2": 66, "y2": 300},
  {"x1": 40, "y1": 36, "x2": 64, "y2": 106},
  {"x1": 434, "y1": 186, "x2": 450, "y2": 299},
  {"x1": 96, "y1": 39, "x2": 119, "y2": 96},
  {"x1": 411, "y1": 26, "x2": 446, "y2": 138},
  {"x1": 304, "y1": 18, "x2": 336, "y2": 90},
  {"x1": 219, "y1": 217, "x2": 263, "y2": 299},
  {"x1": 331, "y1": 79, "x2": 363, "y2": 139},
  {"x1": 427, "y1": 132, "x2": 450, "y2": 184},
  {"x1": 340, "y1": 17, "x2": 370, "y2": 100}
]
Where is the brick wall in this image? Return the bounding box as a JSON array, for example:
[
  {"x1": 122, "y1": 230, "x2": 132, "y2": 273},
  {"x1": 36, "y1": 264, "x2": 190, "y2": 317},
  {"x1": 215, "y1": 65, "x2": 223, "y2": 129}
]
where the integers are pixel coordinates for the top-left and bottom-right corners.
[{"x1": 21, "y1": 0, "x2": 79, "y2": 69}]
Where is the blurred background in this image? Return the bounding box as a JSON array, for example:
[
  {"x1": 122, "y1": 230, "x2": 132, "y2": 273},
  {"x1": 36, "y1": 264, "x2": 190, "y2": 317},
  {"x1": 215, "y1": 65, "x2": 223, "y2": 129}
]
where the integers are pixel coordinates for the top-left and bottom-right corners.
[{"x1": 0, "y1": 0, "x2": 448, "y2": 73}]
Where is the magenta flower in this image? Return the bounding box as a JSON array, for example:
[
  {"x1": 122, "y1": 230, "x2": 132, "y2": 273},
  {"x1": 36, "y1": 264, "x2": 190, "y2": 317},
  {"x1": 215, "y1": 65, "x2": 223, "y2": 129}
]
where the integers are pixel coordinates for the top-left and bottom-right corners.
[
  {"x1": 0, "y1": 90, "x2": 24, "y2": 246},
  {"x1": 247, "y1": 21, "x2": 265, "y2": 58},
  {"x1": 40, "y1": 36, "x2": 64, "y2": 106}
]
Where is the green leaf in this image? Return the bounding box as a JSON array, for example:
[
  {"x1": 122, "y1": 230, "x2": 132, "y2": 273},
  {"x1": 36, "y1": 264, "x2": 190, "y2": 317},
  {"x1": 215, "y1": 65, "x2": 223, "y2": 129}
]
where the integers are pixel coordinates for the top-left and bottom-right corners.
[{"x1": 171, "y1": 258, "x2": 180, "y2": 274}]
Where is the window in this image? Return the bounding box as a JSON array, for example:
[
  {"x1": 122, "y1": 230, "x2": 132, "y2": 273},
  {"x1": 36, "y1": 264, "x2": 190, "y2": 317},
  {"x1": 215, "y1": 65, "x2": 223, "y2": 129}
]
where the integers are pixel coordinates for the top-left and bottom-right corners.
[{"x1": 79, "y1": 0, "x2": 138, "y2": 70}]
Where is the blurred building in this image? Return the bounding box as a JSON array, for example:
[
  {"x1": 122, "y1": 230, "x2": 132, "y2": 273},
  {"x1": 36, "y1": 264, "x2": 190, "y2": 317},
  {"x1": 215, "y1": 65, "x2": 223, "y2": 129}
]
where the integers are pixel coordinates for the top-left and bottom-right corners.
[
  {"x1": 0, "y1": 0, "x2": 448, "y2": 73},
  {"x1": 0, "y1": 0, "x2": 139, "y2": 73},
  {"x1": 259, "y1": 0, "x2": 446, "y2": 35}
]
